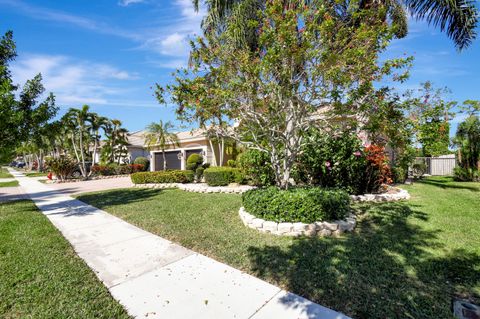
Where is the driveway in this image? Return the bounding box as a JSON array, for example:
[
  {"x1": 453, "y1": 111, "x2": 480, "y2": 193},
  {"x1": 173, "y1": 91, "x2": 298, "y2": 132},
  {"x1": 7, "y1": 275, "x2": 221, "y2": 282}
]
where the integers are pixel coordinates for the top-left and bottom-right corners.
[{"x1": 47, "y1": 177, "x2": 133, "y2": 196}]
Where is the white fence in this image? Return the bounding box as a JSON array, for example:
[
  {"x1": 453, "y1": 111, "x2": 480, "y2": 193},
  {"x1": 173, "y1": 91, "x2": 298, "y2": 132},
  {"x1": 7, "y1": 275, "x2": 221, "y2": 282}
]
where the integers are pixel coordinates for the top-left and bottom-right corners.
[{"x1": 415, "y1": 155, "x2": 457, "y2": 176}]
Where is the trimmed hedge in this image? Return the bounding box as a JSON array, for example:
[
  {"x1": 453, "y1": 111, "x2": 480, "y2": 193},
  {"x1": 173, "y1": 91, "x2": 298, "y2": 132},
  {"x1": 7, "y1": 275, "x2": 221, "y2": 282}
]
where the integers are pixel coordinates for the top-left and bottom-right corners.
[
  {"x1": 242, "y1": 187, "x2": 350, "y2": 223},
  {"x1": 186, "y1": 153, "x2": 203, "y2": 171},
  {"x1": 204, "y1": 167, "x2": 244, "y2": 186},
  {"x1": 131, "y1": 170, "x2": 194, "y2": 184}
]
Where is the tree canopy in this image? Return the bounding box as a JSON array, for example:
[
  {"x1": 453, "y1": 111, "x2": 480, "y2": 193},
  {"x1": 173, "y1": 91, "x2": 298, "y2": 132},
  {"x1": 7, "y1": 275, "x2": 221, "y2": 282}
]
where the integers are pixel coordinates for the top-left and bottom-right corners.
[
  {"x1": 0, "y1": 31, "x2": 58, "y2": 159},
  {"x1": 160, "y1": 0, "x2": 411, "y2": 188}
]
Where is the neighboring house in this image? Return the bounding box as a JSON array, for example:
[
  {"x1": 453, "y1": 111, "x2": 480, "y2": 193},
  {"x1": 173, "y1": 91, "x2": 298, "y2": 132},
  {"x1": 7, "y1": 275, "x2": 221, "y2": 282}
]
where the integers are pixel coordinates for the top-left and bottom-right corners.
[
  {"x1": 91, "y1": 131, "x2": 150, "y2": 164},
  {"x1": 132, "y1": 128, "x2": 231, "y2": 171},
  {"x1": 126, "y1": 130, "x2": 150, "y2": 163}
]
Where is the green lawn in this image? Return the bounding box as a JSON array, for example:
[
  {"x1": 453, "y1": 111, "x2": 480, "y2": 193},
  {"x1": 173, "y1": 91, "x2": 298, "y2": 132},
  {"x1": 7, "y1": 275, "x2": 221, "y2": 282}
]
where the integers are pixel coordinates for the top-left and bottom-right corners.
[
  {"x1": 0, "y1": 181, "x2": 18, "y2": 187},
  {"x1": 76, "y1": 177, "x2": 480, "y2": 319},
  {"x1": 0, "y1": 200, "x2": 130, "y2": 319},
  {"x1": 0, "y1": 168, "x2": 13, "y2": 178}
]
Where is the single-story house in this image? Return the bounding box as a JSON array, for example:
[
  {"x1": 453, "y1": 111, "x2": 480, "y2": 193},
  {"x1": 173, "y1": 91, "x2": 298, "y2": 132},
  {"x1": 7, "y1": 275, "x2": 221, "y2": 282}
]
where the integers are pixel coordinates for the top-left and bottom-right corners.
[{"x1": 127, "y1": 128, "x2": 231, "y2": 171}]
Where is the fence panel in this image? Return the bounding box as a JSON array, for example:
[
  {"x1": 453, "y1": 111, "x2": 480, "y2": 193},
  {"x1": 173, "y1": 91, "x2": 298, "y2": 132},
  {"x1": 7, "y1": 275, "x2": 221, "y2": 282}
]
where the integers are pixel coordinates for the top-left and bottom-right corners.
[{"x1": 415, "y1": 156, "x2": 456, "y2": 176}]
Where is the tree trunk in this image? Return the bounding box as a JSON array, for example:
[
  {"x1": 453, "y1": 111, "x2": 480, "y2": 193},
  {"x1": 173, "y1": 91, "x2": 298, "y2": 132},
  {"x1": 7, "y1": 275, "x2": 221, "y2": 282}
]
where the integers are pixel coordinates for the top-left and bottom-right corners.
[
  {"x1": 71, "y1": 135, "x2": 81, "y2": 163},
  {"x1": 78, "y1": 130, "x2": 87, "y2": 179},
  {"x1": 219, "y1": 137, "x2": 225, "y2": 166},
  {"x1": 39, "y1": 150, "x2": 44, "y2": 172},
  {"x1": 208, "y1": 139, "x2": 218, "y2": 166},
  {"x1": 89, "y1": 137, "x2": 98, "y2": 177},
  {"x1": 162, "y1": 150, "x2": 167, "y2": 171}
]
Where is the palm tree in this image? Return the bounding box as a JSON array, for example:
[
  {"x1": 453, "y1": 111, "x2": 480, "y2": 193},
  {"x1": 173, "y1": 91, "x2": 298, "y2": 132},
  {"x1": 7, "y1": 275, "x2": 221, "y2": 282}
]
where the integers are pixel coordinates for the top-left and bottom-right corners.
[
  {"x1": 101, "y1": 119, "x2": 129, "y2": 164},
  {"x1": 88, "y1": 112, "x2": 108, "y2": 168},
  {"x1": 61, "y1": 105, "x2": 92, "y2": 179},
  {"x1": 144, "y1": 120, "x2": 179, "y2": 171},
  {"x1": 193, "y1": 0, "x2": 477, "y2": 50}
]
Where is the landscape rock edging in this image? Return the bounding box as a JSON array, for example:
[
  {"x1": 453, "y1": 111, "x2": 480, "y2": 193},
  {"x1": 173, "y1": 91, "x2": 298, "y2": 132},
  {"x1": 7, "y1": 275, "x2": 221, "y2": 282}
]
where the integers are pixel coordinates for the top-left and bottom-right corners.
[
  {"x1": 350, "y1": 188, "x2": 410, "y2": 202},
  {"x1": 239, "y1": 207, "x2": 356, "y2": 237}
]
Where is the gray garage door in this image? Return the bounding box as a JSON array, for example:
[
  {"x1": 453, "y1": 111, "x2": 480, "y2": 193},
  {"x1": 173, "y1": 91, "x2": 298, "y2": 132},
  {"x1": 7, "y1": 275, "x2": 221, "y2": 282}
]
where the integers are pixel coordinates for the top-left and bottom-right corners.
[{"x1": 154, "y1": 151, "x2": 181, "y2": 170}]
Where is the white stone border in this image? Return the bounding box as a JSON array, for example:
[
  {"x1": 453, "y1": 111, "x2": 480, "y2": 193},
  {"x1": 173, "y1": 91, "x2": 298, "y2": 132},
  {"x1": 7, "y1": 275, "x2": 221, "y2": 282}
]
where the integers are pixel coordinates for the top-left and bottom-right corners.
[
  {"x1": 350, "y1": 188, "x2": 410, "y2": 202},
  {"x1": 134, "y1": 183, "x2": 409, "y2": 200},
  {"x1": 133, "y1": 183, "x2": 255, "y2": 194},
  {"x1": 239, "y1": 207, "x2": 356, "y2": 237}
]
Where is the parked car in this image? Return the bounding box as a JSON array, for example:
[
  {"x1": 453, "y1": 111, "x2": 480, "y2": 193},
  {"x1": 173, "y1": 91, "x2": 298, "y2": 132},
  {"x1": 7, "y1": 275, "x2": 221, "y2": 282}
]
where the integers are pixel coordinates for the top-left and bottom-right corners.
[
  {"x1": 16, "y1": 161, "x2": 26, "y2": 168},
  {"x1": 9, "y1": 161, "x2": 17, "y2": 167}
]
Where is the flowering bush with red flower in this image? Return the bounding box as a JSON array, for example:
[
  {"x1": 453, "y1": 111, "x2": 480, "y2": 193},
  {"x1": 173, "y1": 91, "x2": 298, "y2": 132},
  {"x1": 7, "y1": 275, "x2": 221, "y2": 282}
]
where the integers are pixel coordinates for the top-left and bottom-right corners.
[{"x1": 295, "y1": 129, "x2": 392, "y2": 194}]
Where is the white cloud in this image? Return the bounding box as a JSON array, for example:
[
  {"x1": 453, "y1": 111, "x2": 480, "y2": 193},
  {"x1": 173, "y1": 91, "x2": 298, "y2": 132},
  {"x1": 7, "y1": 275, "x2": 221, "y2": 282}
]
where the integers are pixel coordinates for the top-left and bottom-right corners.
[
  {"x1": 142, "y1": 32, "x2": 189, "y2": 56},
  {"x1": 1, "y1": 0, "x2": 205, "y2": 69},
  {"x1": 118, "y1": 0, "x2": 145, "y2": 6},
  {"x1": 147, "y1": 58, "x2": 188, "y2": 69},
  {"x1": 140, "y1": 0, "x2": 205, "y2": 68},
  {"x1": 11, "y1": 54, "x2": 138, "y2": 107}
]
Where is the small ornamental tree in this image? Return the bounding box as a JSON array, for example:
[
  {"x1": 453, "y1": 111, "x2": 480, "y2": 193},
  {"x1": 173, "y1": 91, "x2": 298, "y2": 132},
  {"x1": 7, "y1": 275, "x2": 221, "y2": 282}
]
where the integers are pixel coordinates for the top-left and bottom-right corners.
[
  {"x1": 405, "y1": 82, "x2": 456, "y2": 157},
  {"x1": 159, "y1": 0, "x2": 411, "y2": 189}
]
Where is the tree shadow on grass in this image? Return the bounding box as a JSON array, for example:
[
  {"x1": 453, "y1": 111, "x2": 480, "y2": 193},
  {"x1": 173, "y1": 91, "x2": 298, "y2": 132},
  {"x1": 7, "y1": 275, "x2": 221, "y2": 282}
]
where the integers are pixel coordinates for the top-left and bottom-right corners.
[
  {"x1": 76, "y1": 188, "x2": 163, "y2": 209},
  {"x1": 416, "y1": 178, "x2": 480, "y2": 192},
  {"x1": 247, "y1": 202, "x2": 480, "y2": 319}
]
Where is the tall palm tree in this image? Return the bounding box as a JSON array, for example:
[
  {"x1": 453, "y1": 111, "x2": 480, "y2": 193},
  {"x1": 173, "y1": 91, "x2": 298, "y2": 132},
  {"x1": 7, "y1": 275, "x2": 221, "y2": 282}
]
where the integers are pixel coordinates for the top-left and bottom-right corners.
[
  {"x1": 193, "y1": 0, "x2": 477, "y2": 50},
  {"x1": 144, "y1": 120, "x2": 179, "y2": 171}
]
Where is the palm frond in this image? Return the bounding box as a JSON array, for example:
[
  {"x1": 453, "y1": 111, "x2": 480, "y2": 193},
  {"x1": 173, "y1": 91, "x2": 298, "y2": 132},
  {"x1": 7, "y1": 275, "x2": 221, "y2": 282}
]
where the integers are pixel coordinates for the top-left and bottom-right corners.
[{"x1": 404, "y1": 0, "x2": 478, "y2": 50}]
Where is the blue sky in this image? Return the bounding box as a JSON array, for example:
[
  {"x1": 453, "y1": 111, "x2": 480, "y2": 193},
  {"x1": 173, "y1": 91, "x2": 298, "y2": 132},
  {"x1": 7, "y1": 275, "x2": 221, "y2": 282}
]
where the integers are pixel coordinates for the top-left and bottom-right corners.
[{"x1": 1, "y1": 0, "x2": 479, "y2": 135}]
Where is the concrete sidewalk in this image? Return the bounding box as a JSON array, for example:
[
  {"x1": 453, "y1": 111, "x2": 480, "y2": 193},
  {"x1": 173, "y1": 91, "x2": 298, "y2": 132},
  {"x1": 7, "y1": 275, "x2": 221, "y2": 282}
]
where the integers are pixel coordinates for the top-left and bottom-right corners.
[{"x1": 10, "y1": 169, "x2": 349, "y2": 319}]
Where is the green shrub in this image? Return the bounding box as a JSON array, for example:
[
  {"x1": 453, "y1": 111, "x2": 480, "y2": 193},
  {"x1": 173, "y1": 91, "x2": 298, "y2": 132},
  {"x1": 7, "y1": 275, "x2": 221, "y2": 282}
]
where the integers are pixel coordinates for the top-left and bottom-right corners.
[
  {"x1": 92, "y1": 164, "x2": 143, "y2": 176},
  {"x1": 196, "y1": 167, "x2": 205, "y2": 180},
  {"x1": 226, "y1": 159, "x2": 236, "y2": 167},
  {"x1": 237, "y1": 149, "x2": 275, "y2": 186},
  {"x1": 453, "y1": 166, "x2": 479, "y2": 182},
  {"x1": 131, "y1": 170, "x2": 194, "y2": 184},
  {"x1": 242, "y1": 187, "x2": 350, "y2": 223},
  {"x1": 186, "y1": 153, "x2": 203, "y2": 170},
  {"x1": 392, "y1": 166, "x2": 407, "y2": 183},
  {"x1": 204, "y1": 167, "x2": 244, "y2": 186},
  {"x1": 134, "y1": 157, "x2": 150, "y2": 171},
  {"x1": 45, "y1": 156, "x2": 77, "y2": 182}
]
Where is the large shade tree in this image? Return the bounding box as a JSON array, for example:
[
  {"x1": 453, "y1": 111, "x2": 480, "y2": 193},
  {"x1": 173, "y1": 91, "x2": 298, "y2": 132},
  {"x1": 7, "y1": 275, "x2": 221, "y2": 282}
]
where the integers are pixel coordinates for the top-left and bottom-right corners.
[
  {"x1": 0, "y1": 31, "x2": 58, "y2": 161},
  {"x1": 160, "y1": 0, "x2": 412, "y2": 188}
]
